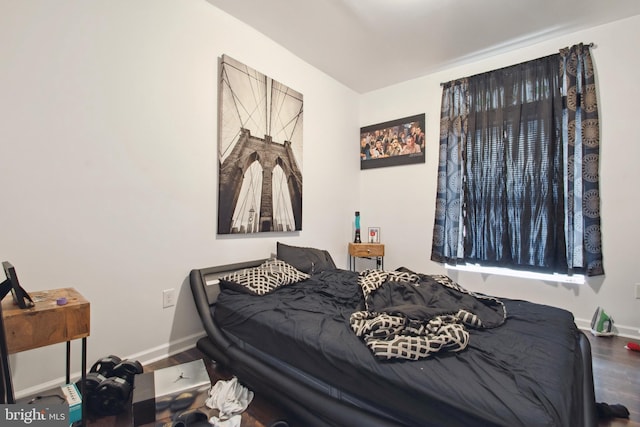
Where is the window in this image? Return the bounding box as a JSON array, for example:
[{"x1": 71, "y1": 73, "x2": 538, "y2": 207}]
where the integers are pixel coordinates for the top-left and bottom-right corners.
[{"x1": 431, "y1": 44, "x2": 603, "y2": 277}]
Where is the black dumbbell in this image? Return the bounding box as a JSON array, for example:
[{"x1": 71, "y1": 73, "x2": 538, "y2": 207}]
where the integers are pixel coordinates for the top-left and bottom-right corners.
[
  {"x1": 89, "y1": 355, "x2": 122, "y2": 377},
  {"x1": 110, "y1": 359, "x2": 143, "y2": 386}
]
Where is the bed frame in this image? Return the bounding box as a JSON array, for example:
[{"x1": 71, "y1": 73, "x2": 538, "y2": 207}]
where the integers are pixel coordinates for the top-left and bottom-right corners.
[{"x1": 189, "y1": 259, "x2": 598, "y2": 427}]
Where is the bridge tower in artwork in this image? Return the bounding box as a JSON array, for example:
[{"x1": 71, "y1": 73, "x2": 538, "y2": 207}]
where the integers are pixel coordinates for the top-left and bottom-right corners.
[{"x1": 218, "y1": 128, "x2": 302, "y2": 234}]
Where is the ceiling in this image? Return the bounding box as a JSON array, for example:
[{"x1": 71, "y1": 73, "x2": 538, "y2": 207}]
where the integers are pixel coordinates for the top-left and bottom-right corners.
[{"x1": 206, "y1": 0, "x2": 640, "y2": 93}]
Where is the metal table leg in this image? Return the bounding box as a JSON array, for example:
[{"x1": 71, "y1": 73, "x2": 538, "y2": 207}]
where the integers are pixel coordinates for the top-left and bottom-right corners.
[
  {"x1": 81, "y1": 337, "x2": 86, "y2": 426},
  {"x1": 65, "y1": 338, "x2": 87, "y2": 426}
]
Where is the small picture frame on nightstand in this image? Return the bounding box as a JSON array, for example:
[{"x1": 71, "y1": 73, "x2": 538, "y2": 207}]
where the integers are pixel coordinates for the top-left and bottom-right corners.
[{"x1": 368, "y1": 227, "x2": 380, "y2": 243}]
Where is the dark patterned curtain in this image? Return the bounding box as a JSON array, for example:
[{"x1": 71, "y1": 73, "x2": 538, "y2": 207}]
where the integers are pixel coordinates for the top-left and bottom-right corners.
[
  {"x1": 431, "y1": 44, "x2": 604, "y2": 276},
  {"x1": 464, "y1": 55, "x2": 566, "y2": 271},
  {"x1": 431, "y1": 80, "x2": 468, "y2": 264},
  {"x1": 561, "y1": 44, "x2": 604, "y2": 275}
]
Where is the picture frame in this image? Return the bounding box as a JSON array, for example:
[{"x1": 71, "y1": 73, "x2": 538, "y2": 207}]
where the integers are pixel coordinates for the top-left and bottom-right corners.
[
  {"x1": 1, "y1": 261, "x2": 34, "y2": 309},
  {"x1": 360, "y1": 113, "x2": 425, "y2": 170},
  {"x1": 368, "y1": 227, "x2": 380, "y2": 243},
  {"x1": 217, "y1": 55, "x2": 304, "y2": 235}
]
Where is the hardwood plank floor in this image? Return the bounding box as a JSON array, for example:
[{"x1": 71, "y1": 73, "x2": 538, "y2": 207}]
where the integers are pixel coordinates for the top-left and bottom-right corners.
[
  {"x1": 586, "y1": 333, "x2": 640, "y2": 427},
  {"x1": 84, "y1": 332, "x2": 638, "y2": 427}
]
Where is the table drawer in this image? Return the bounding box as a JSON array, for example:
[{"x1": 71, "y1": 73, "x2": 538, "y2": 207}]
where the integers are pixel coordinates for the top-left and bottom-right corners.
[{"x1": 349, "y1": 243, "x2": 384, "y2": 257}]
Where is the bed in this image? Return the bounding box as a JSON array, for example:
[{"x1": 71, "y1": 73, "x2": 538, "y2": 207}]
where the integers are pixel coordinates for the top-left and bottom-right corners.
[{"x1": 189, "y1": 243, "x2": 597, "y2": 427}]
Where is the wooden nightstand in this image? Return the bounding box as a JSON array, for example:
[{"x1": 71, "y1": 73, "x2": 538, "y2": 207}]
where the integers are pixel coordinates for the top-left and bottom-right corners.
[
  {"x1": 348, "y1": 242, "x2": 385, "y2": 271},
  {"x1": 0, "y1": 287, "x2": 89, "y2": 414}
]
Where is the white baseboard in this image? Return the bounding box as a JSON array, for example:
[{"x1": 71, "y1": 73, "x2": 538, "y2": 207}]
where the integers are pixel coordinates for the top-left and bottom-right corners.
[
  {"x1": 128, "y1": 332, "x2": 206, "y2": 366},
  {"x1": 14, "y1": 332, "x2": 206, "y2": 400},
  {"x1": 575, "y1": 317, "x2": 640, "y2": 340}
]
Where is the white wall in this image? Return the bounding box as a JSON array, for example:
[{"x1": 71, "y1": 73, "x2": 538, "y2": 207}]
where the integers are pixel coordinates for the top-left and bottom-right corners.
[
  {"x1": 359, "y1": 16, "x2": 640, "y2": 338},
  {"x1": 0, "y1": 0, "x2": 359, "y2": 394}
]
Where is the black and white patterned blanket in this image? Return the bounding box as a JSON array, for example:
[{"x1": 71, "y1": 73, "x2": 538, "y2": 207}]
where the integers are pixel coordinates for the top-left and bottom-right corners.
[{"x1": 350, "y1": 269, "x2": 507, "y2": 360}]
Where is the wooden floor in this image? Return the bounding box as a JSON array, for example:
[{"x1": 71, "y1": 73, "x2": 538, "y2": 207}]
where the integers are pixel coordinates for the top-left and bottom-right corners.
[
  {"x1": 586, "y1": 334, "x2": 640, "y2": 427},
  {"x1": 84, "y1": 332, "x2": 638, "y2": 427},
  {"x1": 84, "y1": 348, "x2": 290, "y2": 427}
]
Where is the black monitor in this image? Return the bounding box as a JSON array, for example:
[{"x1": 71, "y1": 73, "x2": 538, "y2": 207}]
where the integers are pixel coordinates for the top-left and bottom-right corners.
[{"x1": 1, "y1": 261, "x2": 34, "y2": 309}]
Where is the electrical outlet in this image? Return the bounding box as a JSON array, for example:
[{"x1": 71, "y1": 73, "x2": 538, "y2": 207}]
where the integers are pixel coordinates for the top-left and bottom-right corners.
[
  {"x1": 636, "y1": 283, "x2": 640, "y2": 299},
  {"x1": 163, "y1": 288, "x2": 176, "y2": 308}
]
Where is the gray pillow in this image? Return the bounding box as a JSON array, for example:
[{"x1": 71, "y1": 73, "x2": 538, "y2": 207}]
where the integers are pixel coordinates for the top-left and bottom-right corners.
[{"x1": 276, "y1": 242, "x2": 337, "y2": 275}]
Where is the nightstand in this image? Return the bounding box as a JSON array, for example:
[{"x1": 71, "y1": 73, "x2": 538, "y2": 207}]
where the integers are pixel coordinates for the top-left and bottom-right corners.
[
  {"x1": 1, "y1": 287, "x2": 89, "y2": 421},
  {"x1": 348, "y1": 243, "x2": 385, "y2": 271}
]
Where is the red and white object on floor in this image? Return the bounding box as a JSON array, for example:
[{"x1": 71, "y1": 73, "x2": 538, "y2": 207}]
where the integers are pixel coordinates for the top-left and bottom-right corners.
[{"x1": 624, "y1": 341, "x2": 640, "y2": 352}]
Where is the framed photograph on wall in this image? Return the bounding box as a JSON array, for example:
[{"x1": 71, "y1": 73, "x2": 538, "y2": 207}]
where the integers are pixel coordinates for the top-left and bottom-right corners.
[
  {"x1": 360, "y1": 113, "x2": 425, "y2": 170},
  {"x1": 368, "y1": 227, "x2": 380, "y2": 243},
  {"x1": 217, "y1": 54, "x2": 304, "y2": 235}
]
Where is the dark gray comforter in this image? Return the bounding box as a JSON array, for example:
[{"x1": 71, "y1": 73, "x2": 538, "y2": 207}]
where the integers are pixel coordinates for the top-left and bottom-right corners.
[{"x1": 214, "y1": 268, "x2": 586, "y2": 427}]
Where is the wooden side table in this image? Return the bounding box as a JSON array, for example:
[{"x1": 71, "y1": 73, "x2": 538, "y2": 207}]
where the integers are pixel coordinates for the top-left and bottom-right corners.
[
  {"x1": 0, "y1": 288, "x2": 89, "y2": 420},
  {"x1": 348, "y1": 243, "x2": 385, "y2": 271}
]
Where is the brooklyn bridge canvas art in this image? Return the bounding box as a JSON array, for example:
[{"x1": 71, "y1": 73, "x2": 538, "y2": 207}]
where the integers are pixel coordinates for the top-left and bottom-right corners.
[{"x1": 217, "y1": 55, "x2": 303, "y2": 235}]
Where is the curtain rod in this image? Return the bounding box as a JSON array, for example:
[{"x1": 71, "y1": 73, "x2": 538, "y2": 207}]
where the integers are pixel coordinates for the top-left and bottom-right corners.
[{"x1": 439, "y1": 42, "x2": 595, "y2": 86}]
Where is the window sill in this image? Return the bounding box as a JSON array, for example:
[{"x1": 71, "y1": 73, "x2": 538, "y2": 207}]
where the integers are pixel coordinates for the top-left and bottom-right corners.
[{"x1": 444, "y1": 263, "x2": 585, "y2": 284}]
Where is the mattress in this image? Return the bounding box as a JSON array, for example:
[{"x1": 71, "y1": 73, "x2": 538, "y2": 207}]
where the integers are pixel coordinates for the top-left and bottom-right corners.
[{"x1": 214, "y1": 268, "x2": 587, "y2": 427}]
